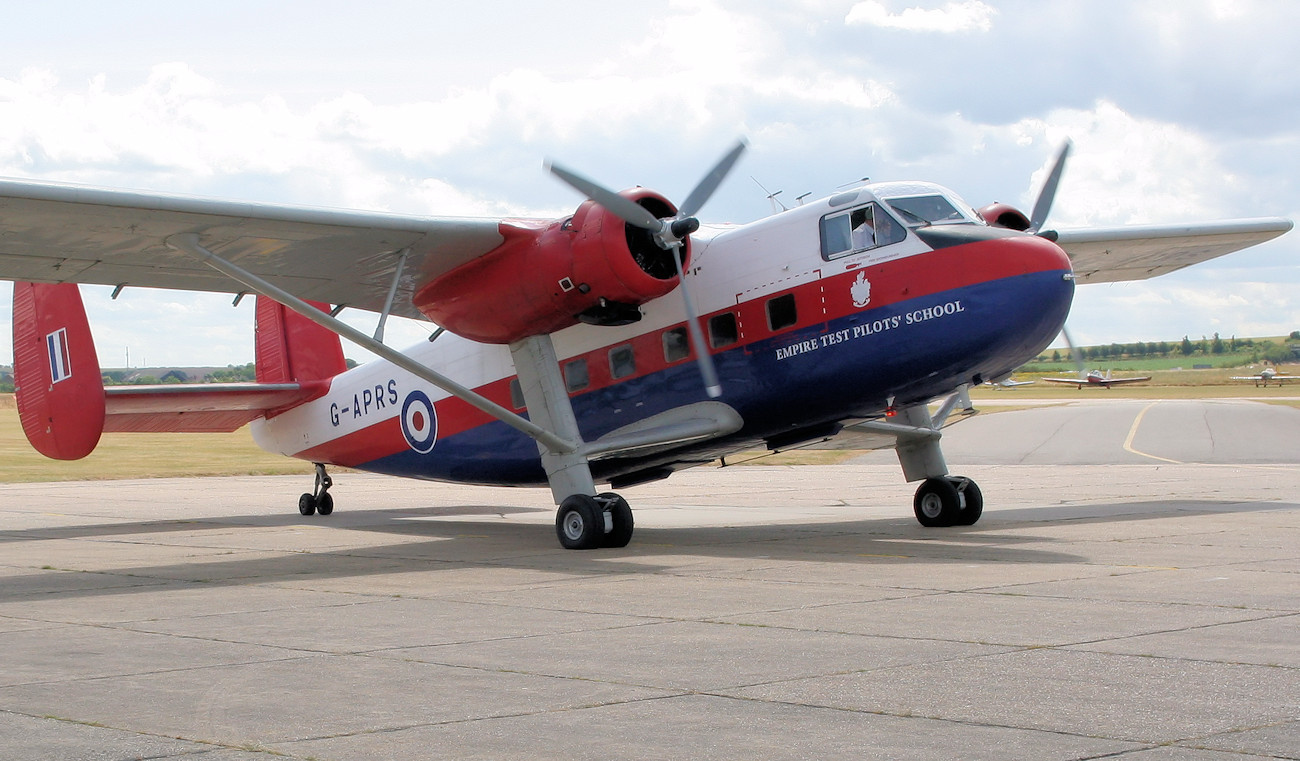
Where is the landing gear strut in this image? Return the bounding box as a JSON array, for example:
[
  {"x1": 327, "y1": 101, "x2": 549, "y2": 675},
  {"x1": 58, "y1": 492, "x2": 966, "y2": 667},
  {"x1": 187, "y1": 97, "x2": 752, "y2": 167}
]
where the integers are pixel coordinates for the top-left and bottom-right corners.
[
  {"x1": 913, "y1": 476, "x2": 982, "y2": 527},
  {"x1": 555, "y1": 492, "x2": 634, "y2": 550},
  {"x1": 298, "y1": 462, "x2": 334, "y2": 516}
]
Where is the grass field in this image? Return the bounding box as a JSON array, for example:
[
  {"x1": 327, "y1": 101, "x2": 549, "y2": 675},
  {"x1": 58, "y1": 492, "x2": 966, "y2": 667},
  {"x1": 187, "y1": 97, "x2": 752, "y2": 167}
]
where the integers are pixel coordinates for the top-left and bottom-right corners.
[{"x1": 0, "y1": 395, "x2": 308, "y2": 483}]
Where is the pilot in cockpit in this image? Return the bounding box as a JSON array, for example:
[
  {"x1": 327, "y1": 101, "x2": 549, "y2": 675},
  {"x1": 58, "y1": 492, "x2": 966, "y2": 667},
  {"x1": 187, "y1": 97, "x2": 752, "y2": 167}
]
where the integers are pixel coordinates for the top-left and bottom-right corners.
[{"x1": 850, "y1": 206, "x2": 875, "y2": 249}]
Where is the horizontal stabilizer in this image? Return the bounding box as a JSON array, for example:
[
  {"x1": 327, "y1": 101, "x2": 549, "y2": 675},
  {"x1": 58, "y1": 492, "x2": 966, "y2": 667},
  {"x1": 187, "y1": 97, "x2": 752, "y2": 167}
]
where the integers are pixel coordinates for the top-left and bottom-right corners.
[{"x1": 103, "y1": 382, "x2": 326, "y2": 433}]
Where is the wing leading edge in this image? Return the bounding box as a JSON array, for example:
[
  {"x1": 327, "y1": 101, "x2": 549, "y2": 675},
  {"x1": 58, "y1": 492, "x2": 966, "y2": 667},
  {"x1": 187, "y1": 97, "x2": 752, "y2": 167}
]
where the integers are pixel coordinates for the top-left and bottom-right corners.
[
  {"x1": 1054, "y1": 217, "x2": 1292, "y2": 284},
  {"x1": 0, "y1": 177, "x2": 507, "y2": 319}
]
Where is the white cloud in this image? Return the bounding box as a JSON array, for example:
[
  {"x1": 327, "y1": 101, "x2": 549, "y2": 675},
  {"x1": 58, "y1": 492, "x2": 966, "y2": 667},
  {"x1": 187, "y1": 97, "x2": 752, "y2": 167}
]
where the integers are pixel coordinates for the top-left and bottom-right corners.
[
  {"x1": 1000, "y1": 101, "x2": 1231, "y2": 227},
  {"x1": 845, "y1": 1, "x2": 996, "y2": 33}
]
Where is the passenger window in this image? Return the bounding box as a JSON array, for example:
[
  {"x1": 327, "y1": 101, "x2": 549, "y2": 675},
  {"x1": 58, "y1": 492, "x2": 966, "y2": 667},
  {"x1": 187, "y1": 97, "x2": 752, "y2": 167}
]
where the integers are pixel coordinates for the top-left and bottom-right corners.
[
  {"x1": 820, "y1": 202, "x2": 906, "y2": 260},
  {"x1": 609, "y1": 344, "x2": 636, "y2": 379},
  {"x1": 509, "y1": 378, "x2": 525, "y2": 410},
  {"x1": 563, "y1": 358, "x2": 589, "y2": 392},
  {"x1": 709, "y1": 312, "x2": 738, "y2": 349},
  {"x1": 767, "y1": 293, "x2": 797, "y2": 331},
  {"x1": 663, "y1": 327, "x2": 690, "y2": 363}
]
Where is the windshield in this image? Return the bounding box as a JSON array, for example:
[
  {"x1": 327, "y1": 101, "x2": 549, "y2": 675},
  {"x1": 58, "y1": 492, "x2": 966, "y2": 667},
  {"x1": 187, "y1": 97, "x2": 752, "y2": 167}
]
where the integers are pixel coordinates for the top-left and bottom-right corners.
[{"x1": 882, "y1": 195, "x2": 970, "y2": 227}]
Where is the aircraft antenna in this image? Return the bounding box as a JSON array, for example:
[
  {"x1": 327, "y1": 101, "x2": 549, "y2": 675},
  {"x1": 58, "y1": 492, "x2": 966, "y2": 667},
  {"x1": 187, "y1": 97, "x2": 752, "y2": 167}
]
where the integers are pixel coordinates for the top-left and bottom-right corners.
[{"x1": 751, "y1": 177, "x2": 787, "y2": 213}]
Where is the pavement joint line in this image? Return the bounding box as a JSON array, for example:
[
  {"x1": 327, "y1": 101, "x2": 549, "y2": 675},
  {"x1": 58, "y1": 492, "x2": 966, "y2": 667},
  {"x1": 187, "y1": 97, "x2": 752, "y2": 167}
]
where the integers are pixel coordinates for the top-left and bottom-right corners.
[
  {"x1": 0, "y1": 652, "x2": 319, "y2": 691},
  {"x1": 692, "y1": 690, "x2": 1159, "y2": 751},
  {"x1": 1173, "y1": 719, "x2": 1300, "y2": 754},
  {"x1": 962, "y1": 587, "x2": 1300, "y2": 614},
  {"x1": 333, "y1": 620, "x2": 688, "y2": 654},
  {"x1": 268, "y1": 691, "x2": 696, "y2": 747},
  {"x1": 0, "y1": 708, "x2": 234, "y2": 752},
  {"x1": 1033, "y1": 611, "x2": 1299, "y2": 651}
]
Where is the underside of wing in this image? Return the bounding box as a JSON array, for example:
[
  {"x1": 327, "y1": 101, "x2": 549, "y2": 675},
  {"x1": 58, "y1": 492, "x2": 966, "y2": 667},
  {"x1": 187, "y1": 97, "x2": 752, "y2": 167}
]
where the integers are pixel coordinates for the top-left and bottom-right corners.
[
  {"x1": 0, "y1": 177, "x2": 509, "y2": 319},
  {"x1": 1054, "y1": 218, "x2": 1293, "y2": 284}
]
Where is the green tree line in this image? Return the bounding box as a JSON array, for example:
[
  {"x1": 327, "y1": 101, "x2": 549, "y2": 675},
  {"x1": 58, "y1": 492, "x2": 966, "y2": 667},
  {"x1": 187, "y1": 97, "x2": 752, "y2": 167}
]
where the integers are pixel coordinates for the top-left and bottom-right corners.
[{"x1": 1035, "y1": 332, "x2": 1300, "y2": 365}]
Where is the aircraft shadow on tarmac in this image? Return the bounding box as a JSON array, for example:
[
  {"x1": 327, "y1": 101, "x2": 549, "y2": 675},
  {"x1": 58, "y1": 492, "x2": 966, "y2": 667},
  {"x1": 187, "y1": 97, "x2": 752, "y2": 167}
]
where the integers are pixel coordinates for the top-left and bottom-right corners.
[{"x1": 1, "y1": 498, "x2": 1292, "y2": 603}]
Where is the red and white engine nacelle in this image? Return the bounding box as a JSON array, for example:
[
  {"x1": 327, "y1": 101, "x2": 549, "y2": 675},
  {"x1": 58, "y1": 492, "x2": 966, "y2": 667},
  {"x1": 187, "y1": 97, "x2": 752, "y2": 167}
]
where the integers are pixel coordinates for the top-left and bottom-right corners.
[
  {"x1": 415, "y1": 188, "x2": 688, "y2": 344},
  {"x1": 977, "y1": 202, "x2": 1032, "y2": 231}
]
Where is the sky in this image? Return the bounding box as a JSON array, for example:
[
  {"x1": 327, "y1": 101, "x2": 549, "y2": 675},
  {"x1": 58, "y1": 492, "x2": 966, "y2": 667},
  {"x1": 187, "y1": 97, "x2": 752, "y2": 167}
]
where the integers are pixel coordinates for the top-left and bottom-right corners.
[{"x1": 1, "y1": 0, "x2": 1298, "y2": 367}]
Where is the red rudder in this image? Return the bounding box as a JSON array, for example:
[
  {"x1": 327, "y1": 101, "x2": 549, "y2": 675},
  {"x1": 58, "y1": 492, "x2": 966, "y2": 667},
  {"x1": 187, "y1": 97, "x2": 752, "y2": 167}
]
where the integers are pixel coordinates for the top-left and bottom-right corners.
[
  {"x1": 12, "y1": 282, "x2": 106, "y2": 460},
  {"x1": 254, "y1": 297, "x2": 346, "y2": 383}
]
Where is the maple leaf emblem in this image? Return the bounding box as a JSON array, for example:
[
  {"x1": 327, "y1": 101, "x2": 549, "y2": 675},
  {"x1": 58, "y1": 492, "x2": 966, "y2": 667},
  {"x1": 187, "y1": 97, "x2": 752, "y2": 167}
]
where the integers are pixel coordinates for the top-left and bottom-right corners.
[{"x1": 851, "y1": 271, "x2": 872, "y2": 308}]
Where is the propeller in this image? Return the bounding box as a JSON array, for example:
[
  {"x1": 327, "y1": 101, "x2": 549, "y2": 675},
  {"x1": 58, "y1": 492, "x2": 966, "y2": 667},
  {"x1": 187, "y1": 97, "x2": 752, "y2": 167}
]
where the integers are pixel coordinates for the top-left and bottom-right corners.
[
  {"x1": 1061, "y1": 325, "x2": 1086, "y2": 380},
  {"x1": 1031, "y1": 141, "x2": 1084, "y2": 382},
  {"x1": 546, "y1": 140, "x2": 748, "y2": 398},
  {"x1": 1027, "y1": 139, "x2": 1072, "y2": 235}
]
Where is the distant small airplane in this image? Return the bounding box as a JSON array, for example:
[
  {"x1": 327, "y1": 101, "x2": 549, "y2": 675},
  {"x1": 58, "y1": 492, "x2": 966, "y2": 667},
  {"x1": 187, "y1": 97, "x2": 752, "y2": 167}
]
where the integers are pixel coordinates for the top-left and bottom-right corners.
[
  {"x1": 984, "y1": 377, "x2": 1034, "y2": 388},
  {"x1": 1041, "y1": 370, "x2": 1151, "y2": 389},
  {"x1": 1231, "y1": 367, "x2": 1299, "y2": 387}
]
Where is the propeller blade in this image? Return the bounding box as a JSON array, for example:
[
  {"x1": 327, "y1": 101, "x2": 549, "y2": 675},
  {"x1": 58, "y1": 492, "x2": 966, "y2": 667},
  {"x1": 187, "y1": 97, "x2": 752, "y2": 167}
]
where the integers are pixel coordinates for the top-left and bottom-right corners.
[
  {"x1": 1028, "y1": 139, "x2": 1072, "y2": 234},
  {"x1": 546, "y1": 161, "x2": 664, "y2": 231},
  {"x1": 1061, "y1": 326, "x2": 1085, "y2": 379},
  {"x1": 677, "y1": 139, "x2": 748, "y2": 219},
  {"x1": 671, "y1": 244, "x2": 722, "y2": 398}
]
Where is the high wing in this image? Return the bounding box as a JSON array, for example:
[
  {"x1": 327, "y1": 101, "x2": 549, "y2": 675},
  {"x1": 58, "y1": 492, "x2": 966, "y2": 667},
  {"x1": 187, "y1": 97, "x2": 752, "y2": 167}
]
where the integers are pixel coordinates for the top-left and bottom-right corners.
[
  {"x1": 1054, "y1": 218, "x2": 1292, "y2": 284},
  {"x1": 0, "y1": 177, "x2": 507, "y2": 319}
]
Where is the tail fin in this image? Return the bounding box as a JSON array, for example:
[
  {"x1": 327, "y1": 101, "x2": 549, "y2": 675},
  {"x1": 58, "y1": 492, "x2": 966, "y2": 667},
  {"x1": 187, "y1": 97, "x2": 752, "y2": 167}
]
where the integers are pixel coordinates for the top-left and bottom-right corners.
[
  {"x1": 254, "y1": 297, "x2": 346, "y2": 383},
  {"x1": 11, "y1": 282, "x2": 106, "y2": 460}
]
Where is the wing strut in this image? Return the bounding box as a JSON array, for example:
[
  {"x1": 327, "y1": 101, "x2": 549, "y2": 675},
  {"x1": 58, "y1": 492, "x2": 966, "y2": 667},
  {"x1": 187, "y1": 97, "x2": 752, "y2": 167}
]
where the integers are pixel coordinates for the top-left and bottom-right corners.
[
  {"x1": 165, "y1": 233, "x2": 579, "y2": 455},
  {"x1": 374, "y1": 247, "x2": 410, "y2": 343}
]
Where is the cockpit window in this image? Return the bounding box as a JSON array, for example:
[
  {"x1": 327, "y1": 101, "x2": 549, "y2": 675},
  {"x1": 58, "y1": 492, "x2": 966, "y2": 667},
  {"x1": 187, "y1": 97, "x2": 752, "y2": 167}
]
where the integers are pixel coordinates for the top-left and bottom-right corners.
[
  {"x1": 883, "y1": 195, "x2": 970, "y2": 227},
  {"x1": 819, "y1": 202, "x2": 907, "y2": 260}
]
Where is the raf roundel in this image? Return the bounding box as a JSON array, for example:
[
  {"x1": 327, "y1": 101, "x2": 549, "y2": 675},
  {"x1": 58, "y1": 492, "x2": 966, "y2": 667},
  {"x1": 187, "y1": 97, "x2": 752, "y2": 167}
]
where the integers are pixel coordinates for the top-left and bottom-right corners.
[{"x1": 400, "y1": 390, "x2": 438, "y2": 454}]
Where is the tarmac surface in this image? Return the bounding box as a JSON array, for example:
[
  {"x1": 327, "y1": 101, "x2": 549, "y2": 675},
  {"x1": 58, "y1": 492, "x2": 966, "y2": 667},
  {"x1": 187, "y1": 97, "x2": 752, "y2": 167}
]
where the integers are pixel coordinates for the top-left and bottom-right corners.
[{"x1": 0, "y1": 398, "x2": 1297, "y2": 759}]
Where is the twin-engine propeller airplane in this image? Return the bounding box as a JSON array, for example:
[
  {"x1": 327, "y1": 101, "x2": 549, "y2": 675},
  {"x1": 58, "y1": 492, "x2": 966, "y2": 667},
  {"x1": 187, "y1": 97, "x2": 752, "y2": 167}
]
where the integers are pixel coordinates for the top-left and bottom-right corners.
[
  {"x1": 1040, "y1": 369, "x2": 1153, "y2": 389},
  {"x1": 0, "y1": 140, "x2": 1291, "y2": 548}
]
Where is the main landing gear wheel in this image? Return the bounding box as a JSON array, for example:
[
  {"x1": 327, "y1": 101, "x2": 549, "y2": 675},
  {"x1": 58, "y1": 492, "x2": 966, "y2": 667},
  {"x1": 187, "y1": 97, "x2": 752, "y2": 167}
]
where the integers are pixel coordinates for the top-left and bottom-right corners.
[
  {"x1": 597, "y1": 492, "x2": 634, "y2": 548},
  {"x1": 913, "y1": 476, "x2": 982, "y2": 528},
  {"x1": 298, "y1": 463, "x2": 335, "y2": 517},
  {"x1": 556, "y1": 494, "x2": 603, "y2": 550},
  {"x1": 555, "y1": 492, "x2": 635, "y2": 550}
]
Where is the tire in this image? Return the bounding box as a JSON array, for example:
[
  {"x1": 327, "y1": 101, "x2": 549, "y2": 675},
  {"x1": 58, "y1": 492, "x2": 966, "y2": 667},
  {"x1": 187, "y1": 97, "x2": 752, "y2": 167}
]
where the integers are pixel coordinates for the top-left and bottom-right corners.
[
  {"x1": 598, "y1": 493, "x2": 634, "y2": 548},
  {"x1": 316, "y1": 492, "x2": 335, "y2": 516},
  {"x1": 555, "y1": 494, "x2": 604, "y2": 550},
  {"x1": 913, "y1": 477, "x2": 960, "y2": 527},
  {"x1": 298, "y1": 493, "x2": 317, "y2": 516},
  {"x1": 951, "y1": 477, "x2": 983, "y2": 526}
]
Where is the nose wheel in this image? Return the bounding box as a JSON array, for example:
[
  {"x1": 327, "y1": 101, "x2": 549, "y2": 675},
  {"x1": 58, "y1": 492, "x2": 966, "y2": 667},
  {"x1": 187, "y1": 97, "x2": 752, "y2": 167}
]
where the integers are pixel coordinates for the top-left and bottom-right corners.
[
  {"x1": 298, "y1": 463, "x2": 335, "y2": 516},
  {"x1": 913, "y1": 476, "x2": 982, "y2": 527},
  {"x1": 555, "y1": 492, "x2": 634, "y2": 549}
]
